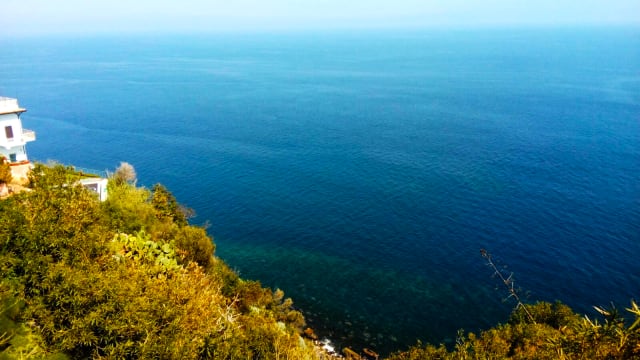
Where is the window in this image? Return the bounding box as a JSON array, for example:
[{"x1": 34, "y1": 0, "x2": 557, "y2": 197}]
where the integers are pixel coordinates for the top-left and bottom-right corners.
[
  {"x1": 84, "y1": 183, "x2": 98, "y2": 192},
  {"x1": 5, "y1": 126, "x2": 13, "y2": 139}
]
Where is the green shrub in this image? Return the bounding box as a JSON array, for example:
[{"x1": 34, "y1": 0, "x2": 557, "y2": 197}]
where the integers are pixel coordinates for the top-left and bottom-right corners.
[
  {"x1": 388, "y1": 301, "x2": 640, "y2": 360},
  {"x1": 0, "y1": 157, "x2": 11, "y2": 185},
  {"x1": 0, "y1": 163, "x2": 318, "y2": 359}
]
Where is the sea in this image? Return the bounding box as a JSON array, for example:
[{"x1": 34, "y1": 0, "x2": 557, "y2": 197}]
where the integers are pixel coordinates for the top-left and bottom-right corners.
[{"x1": 1, "y1": 27, "x2": 639, "y2": 355}]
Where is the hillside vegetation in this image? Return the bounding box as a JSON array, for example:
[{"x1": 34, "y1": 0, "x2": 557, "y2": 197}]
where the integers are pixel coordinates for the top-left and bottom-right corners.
[
  {"x1": 0, "y1": 164, "x2": 314, "y2": 359},
  {"x1": 0, "y1": 163, "x2": 638, "y2": 359},
  {"x1": 387, "y1": 300, "x2": 640, "y2": 360}
]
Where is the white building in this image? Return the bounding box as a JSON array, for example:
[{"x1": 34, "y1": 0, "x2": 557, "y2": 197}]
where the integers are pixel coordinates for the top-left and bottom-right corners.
[
  {"x1": 0, "y1": 97, "x2": 35, "y2": 183},
  {"x1": 79, "y1": 178, "x2": 109, "y2": 202}
]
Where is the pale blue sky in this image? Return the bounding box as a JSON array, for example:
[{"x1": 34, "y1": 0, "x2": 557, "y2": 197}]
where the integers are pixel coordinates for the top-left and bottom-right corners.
[{"x1": 2, "y1": 0, "x2": 639, "y2": 36}]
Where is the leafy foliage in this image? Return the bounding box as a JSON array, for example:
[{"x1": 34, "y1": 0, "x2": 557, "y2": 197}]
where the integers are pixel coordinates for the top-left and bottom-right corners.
[
  {"x1": 387, "y1": 302, "x2": 640, "y2": 360},
  {"x1": 112, "y1": 161, "x2": 136, "y2": 185},
  {"x1": 151, "y1": 183, "x2": 190, "y2": 226},
  {"x1": 112, "y1": 230, "x2": 181, "y2": 274},
  {"x1": 0, "y1": 163, "x2": 315, "y2": 359},
  {"x1": 0, "y1": 157, "x2": 11, "y2": 185}
]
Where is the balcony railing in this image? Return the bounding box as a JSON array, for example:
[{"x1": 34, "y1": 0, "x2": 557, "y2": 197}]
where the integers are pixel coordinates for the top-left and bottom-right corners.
[
  {"x1": 22, "y1": 129, "x2": 36, "y2": 142},
  {"x1": 73, "y1": 166, "x2": 108, "y2": 179},
  {"x1": 0, "y1": 129, "x2": 36, "y2": 148}
]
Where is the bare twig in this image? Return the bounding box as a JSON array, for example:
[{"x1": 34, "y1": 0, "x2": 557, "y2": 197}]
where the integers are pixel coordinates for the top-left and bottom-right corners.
[{"x1": 480, "y1": 249, "x2": 535, "y2": 323}]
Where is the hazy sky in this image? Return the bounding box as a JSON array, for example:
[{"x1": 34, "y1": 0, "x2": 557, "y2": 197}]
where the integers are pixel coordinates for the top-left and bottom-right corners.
[{"x1": 3, "y1": 0, "x2": 639, "y2": 36}]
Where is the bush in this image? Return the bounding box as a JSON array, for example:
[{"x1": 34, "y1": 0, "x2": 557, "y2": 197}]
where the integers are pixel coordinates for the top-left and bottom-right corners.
[
  {"x1": 388, "y1": 301, "x2": 640, "y2": 360},
  {"x1": 173, "y1": 226, "x2": 215, "y2": 270},
  {"x1": 1, "y1": 163, "x2": 318, "y2": 359},
  {"x1": 0, "y1": 157, "x2": 11, "y2": 185},
  {"x1": 112, "y1": 162, "x2": 136, "y2": 185}
]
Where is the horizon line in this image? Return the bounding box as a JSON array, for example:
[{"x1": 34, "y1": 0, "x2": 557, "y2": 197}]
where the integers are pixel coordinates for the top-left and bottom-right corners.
[{"x1": 4, "y1": 22, "x2": 640, "y2": 39}]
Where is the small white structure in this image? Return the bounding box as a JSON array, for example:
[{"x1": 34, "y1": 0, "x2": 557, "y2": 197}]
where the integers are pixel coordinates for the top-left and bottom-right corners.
[
  {"x1": 0, "y1": 97, "x2": 35, "y2": 183},
  {"x1": 79, "y1": 178, "x2": 109, "y2": 202}
]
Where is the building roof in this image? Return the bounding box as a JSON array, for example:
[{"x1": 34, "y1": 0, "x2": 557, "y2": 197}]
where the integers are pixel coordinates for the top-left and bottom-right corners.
[{"x1": 0, "y1": 97, "x2": 27, "y2": 115}]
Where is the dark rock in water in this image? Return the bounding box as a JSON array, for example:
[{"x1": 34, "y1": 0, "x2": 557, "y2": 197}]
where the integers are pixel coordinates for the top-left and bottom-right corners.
[
  {"x1": 304, "y1": 327, "x2": 318, "y2": 340},
  {"x1": 363, "y1": 348, "x2": 379, "y2": 359},
  {"x1": 342, "y1": 347, "x2": 361, "y2": 360}
]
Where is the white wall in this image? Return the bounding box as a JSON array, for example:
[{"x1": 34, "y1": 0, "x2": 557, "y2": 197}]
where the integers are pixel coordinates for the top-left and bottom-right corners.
[
  {"x1": 0, "y1": 115, "x2": 25, "y2": 146},
  {"x1": 79, "y1": 178, "x2": 109, "y2": 202},
  {"x1": 0, "y1": 99, "x2": 32, "y2": 164}
]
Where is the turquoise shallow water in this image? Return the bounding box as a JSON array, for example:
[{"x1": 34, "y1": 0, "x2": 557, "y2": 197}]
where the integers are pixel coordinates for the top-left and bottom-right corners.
[{"x1": 1, "y1": 27, "x2": 639, "y2": 354}]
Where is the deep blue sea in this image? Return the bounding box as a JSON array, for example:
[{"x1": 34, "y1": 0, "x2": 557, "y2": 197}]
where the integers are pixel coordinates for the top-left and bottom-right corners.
[{"x1": 1, "y1": 27, "x2": 639, "y2": 355}]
